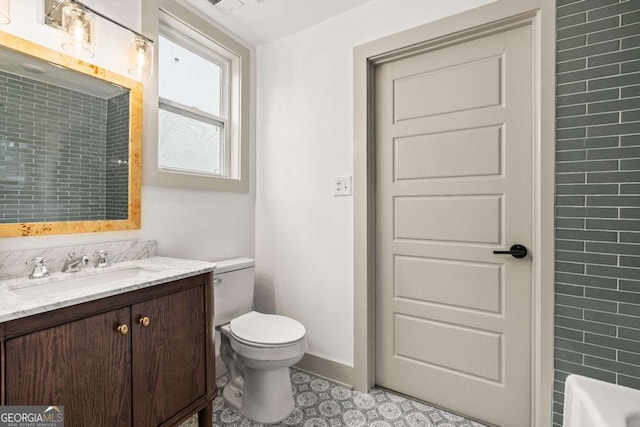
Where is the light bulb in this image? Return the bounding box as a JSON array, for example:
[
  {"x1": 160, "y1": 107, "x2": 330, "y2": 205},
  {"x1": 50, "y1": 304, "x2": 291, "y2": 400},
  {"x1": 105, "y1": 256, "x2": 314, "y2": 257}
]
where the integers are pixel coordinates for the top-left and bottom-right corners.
[
  {"x1": 128, "y1": 37, "x2": 153, "y2": 77},
  {"x1": 137, "y1": 49, "x2": 146, "y2": 68},
  {"x1": 73, "y1": 25, "x2": 84, "y2": 43}
]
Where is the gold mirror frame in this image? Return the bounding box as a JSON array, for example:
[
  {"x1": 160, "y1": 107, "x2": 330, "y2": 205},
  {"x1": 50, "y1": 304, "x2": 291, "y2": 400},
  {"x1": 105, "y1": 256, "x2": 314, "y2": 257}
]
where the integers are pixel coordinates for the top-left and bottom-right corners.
[{"x1": 0, "y1": 31, "x2": 142, "y2": 237}]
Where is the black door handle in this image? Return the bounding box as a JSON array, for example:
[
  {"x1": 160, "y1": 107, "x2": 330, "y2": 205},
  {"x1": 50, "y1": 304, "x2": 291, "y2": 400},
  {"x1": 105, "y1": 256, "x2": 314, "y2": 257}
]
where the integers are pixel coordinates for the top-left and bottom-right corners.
[{"x1": 493, "y1": 244, "x2": 528, "y2": 259}]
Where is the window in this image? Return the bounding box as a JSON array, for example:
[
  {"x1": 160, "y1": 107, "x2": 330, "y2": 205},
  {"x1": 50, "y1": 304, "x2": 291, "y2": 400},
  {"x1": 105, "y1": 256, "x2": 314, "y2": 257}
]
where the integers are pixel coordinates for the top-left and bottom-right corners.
[
  {"x1": 158, "y1": 33, "x2": 227, "y2": 176},
  {"x1": 146, "y1": 6, "x2": 250, "y2": 192}
]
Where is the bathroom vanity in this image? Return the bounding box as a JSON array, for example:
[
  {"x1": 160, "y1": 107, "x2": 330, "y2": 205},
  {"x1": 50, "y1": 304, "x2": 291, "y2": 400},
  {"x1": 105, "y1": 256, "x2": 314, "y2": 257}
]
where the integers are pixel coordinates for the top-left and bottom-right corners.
[{"x1": 0, "y1": 255, "x2": 216, "y2": 427}]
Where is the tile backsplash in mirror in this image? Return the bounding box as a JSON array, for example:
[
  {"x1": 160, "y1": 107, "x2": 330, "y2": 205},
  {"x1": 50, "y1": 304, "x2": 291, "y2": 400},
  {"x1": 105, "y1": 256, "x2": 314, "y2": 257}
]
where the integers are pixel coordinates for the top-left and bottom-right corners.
[{"x1": 0, "y1": 71, "x2": 130, "y2": 224}]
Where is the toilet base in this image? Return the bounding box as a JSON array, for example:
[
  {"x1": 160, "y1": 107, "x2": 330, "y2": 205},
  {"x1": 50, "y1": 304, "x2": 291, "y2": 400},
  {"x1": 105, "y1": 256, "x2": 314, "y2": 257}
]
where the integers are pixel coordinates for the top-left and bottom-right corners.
[
  {"x1": 223, "y1": 366, "x2": 295, "y2": 424},
  {"x1": 222, "y1": 375, "x2": 244, "y2": 413}
]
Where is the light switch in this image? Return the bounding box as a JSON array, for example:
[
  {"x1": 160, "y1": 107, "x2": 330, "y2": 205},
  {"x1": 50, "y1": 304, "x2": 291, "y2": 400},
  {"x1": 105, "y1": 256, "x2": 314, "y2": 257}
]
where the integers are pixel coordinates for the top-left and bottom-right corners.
[{"x1": 333, "y1": 176, "x2": 352, "y2": 196}]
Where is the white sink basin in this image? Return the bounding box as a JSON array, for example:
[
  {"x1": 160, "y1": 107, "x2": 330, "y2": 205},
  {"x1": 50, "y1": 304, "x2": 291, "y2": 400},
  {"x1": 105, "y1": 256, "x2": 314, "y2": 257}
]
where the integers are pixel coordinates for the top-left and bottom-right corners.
[
  {"x1": 10, "y1": 267, "x2": 159, "y2": 298},
  {"x1": 564, "y1": 374, "x2": 640, "y2": 427}
]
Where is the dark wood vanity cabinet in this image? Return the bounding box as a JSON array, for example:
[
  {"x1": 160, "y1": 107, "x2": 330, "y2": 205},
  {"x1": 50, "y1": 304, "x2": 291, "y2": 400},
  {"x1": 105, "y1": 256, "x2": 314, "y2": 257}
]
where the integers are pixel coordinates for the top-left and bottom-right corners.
[
  {"x1": 132, "y1": 286, "x2": 206, "y2": 426},
  {"x1": 5, "y1": 307, "x2": 133, "y2": 426},
  {"x1": 1, "y1": 273, "x2": 215, "y2": 427}
]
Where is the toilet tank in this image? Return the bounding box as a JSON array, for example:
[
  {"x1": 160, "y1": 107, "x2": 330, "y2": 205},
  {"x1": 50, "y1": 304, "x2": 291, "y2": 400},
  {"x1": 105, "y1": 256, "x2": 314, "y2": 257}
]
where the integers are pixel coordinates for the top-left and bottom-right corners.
[{"x1": 213, "y1": 258, "x2": 255, "y2": 326}]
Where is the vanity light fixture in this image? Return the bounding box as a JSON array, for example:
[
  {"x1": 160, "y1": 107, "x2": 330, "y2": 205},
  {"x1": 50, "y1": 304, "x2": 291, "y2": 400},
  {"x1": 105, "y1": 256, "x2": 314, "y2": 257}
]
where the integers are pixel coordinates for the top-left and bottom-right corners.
[
  {"x1": 44, "y1": 0, "x2": 154, "y2": 76},
  {"x1": 128, "y1": 36, "x2": 153, "y2": 78},
  {"x1": 60, "y1": 2, "x2": 94, "y2": 58},
  {"x1": 0, "y1": 0, "x2": 10, "y2": 25}
]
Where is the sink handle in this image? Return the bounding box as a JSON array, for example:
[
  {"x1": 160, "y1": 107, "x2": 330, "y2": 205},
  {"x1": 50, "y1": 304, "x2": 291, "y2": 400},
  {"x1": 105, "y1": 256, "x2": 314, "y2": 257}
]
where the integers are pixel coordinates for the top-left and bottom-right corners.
[
  {"x1": 25, "y1": 257, "x2": 52, "y2": 279},
  {"x1": 93, "y1": 250, "x2": 112, "y2": 268}
]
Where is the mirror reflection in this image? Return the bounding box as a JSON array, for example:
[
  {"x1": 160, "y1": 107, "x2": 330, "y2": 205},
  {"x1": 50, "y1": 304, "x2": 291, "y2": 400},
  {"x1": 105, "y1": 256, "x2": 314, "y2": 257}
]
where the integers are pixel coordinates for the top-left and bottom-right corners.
[
  {"x1": 0, "y1": 31, "x2": 142, "y2": 237},
  {"x1": 0, "y1": 46, "x2": 130, "y2": 224}
]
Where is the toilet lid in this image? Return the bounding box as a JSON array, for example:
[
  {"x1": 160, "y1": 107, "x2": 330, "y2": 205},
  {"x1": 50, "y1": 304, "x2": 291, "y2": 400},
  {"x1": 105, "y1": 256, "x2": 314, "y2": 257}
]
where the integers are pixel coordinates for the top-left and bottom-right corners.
[{"x1": 230, "y1": 311, "x2": 306, "y2": 345}]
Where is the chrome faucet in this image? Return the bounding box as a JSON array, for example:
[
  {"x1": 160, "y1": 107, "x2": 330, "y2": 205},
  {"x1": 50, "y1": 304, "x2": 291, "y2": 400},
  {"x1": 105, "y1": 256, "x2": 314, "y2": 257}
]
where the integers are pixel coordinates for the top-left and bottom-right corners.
[
  {"x1": 62, "y1": 253, "x2": 90, "y2": 273},
  {"x1": 93, "y1": 250, "x2": 111, "y2": 268},
  {"x1": 25, "y1": 257, "x2": 52, "y2": 279}
]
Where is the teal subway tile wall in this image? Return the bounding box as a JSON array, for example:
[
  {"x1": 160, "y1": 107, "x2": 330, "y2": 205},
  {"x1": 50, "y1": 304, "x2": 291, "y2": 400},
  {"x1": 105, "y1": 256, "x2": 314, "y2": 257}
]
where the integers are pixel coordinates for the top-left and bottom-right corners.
[
  {"x1": 105, "y1": 92, "x2": 130, "y2": 220},
  {"x1": 0, "y1": 72, "x2": 130, "y2": 223},
  {"x1": 554, "y1": 0, "x2": 640, "y2": 426},
  {"x1": 0, "y1": 71, "x2": 108, "y2": 222}
]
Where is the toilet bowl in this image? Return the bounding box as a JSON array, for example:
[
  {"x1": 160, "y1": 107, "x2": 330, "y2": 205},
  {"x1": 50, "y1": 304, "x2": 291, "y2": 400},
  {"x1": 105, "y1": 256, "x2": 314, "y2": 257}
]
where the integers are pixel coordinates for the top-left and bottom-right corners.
[
  {"x1": 219, "y1": 311, "x2": 306, "y2": 423},
  {"x1": 213, "y1": 259, "x2": 307, "y2": 424}
]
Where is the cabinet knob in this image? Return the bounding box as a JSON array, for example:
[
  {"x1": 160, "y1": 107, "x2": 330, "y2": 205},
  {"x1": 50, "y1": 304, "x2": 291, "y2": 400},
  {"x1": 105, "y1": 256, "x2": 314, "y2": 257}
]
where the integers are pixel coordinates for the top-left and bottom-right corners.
[
  {"x1": 117, "y1": 324, "x2": 129, "y2": 335},
  {"x1": 138, "y1": 316, "x2": 150, "y2": 327}
]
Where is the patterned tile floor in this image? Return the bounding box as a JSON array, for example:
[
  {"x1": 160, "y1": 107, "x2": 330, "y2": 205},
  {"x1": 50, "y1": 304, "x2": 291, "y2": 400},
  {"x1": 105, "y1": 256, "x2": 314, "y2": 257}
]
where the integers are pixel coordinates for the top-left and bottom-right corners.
[{"x1": 181, "y1": 369, "x2": 488, "y2": 427}]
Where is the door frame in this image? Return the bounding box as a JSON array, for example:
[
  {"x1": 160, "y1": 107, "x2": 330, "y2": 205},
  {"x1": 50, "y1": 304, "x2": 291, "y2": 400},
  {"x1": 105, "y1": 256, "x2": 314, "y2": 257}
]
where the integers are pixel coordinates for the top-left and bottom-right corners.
[{"x1": 353, "y1": 1, "x2": 556, "y2": 426}]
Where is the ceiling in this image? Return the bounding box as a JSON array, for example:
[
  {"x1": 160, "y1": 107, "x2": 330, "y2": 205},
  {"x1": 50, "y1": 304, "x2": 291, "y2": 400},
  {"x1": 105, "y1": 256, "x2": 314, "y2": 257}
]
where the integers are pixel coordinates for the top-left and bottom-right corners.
[{"x1": 180, "y1": 0, "x2": 376, "y2": 46}]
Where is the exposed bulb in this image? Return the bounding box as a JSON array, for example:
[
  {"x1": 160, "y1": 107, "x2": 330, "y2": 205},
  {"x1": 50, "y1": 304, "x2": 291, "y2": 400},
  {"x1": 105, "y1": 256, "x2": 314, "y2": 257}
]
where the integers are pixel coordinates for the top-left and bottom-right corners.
[{"x1": 128, "y1": 37, "x2": 153, "y2": 77}]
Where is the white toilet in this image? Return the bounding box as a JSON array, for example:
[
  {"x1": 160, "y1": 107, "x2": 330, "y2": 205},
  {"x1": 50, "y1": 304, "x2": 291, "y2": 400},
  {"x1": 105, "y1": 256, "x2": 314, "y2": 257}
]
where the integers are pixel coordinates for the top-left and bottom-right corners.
[{"x1": 213, "y1": 258, "x2": 307, "y2": 424}]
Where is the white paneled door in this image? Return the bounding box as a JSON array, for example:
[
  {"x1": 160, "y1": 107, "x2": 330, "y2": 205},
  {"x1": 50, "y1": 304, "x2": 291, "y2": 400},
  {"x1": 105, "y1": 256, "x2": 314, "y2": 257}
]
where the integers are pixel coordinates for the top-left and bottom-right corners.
[{"x1": 375, "y1": 22, "x2": 534, "y2": 427}]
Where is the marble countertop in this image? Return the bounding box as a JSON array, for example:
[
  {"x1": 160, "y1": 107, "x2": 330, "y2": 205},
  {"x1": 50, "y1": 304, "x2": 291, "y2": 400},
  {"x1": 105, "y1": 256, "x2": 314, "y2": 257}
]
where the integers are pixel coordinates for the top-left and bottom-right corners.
[{"x1": 0, "y1": 256, "x2": 216, "y2": 323}]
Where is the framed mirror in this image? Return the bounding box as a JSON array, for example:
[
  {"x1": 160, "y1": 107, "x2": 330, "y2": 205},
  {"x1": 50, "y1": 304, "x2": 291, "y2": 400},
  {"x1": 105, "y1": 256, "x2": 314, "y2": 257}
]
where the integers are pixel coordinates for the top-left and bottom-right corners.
[{"x1": 0, "y1": 31, "x2": 142, "y2": 237}]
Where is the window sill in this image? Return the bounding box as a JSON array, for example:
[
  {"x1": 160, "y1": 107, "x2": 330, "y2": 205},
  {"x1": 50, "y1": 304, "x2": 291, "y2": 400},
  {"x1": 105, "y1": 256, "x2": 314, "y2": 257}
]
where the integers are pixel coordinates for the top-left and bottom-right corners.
[{"x1": 145, "y1": 168, "x2": 249, "y2": 193}]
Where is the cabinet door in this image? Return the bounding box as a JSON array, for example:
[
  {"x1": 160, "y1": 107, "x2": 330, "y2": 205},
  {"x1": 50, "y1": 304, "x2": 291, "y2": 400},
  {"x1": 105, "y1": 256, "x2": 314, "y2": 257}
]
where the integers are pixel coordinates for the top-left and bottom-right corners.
[
  {"x1": 132, "y1": 286, "x2": 206, "y2": 427},
  {"x1": 5, "y1": 307, "x2": 132, "y2": 427}
]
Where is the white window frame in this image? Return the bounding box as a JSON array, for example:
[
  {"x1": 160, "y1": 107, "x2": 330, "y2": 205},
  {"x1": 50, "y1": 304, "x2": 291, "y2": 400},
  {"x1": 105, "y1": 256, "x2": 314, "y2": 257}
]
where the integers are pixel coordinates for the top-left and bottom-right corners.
[
  {"x1": 158, "y1": 26, "x2": 230, "y2": 177},
  {"x1": 158, "y1": 99, "x2": 227, "y2": 175},
  {"x1": 142, "y1": 0, "x2": 250, "y2": 192}
]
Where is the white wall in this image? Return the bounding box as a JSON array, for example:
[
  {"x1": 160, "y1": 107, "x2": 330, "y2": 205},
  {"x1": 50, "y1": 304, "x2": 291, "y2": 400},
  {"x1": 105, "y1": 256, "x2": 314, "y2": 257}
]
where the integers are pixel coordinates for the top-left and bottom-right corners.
[
  {"x1": 2, "y1": 0, "x2": 498, "y2": 371},
  {"x1": 255, "y1": 0, "x2": 495, "y2": 367},
  {"x1": 0, "y1": 0, "x2": 255, "y2": 263},
  {"x1": 1, "y1": 0, "x2": 138, "y2": 77}
]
